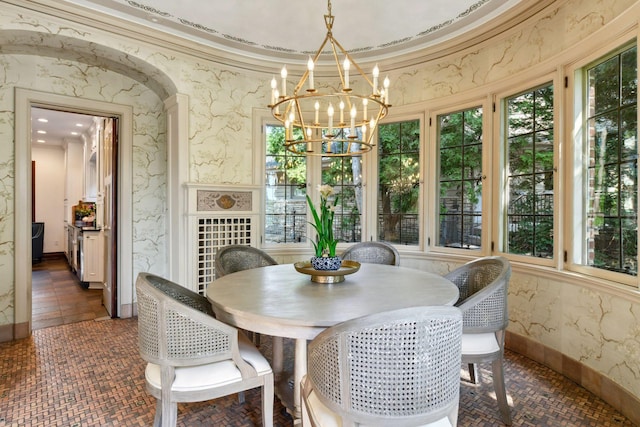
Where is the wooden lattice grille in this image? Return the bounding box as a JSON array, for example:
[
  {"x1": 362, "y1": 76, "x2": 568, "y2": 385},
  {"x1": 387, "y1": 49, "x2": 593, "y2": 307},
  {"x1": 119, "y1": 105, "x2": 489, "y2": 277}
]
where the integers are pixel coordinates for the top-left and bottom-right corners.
[{"x1": 196, "y1": 217, "x2": 253, "y2": 295}]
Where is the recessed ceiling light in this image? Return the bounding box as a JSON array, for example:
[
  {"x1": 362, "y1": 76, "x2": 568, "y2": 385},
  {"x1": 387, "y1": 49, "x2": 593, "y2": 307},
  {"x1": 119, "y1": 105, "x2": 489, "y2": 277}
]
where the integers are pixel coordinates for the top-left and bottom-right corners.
[
  {"x1": 37, "y1": 139, "x2": 46, "y2": 143},
  {"x1": 75, "y1": 123, "x2": 84, "y2": 127},
  {"x1": 37, "y1": 118, "x2": 48, "y2": 123},
  {"x1": 37, "y1": 130, "x2": 46, "y2": 134},
  {"x1": 71, "y1": 131, "x2": 79, "y2": 136}
]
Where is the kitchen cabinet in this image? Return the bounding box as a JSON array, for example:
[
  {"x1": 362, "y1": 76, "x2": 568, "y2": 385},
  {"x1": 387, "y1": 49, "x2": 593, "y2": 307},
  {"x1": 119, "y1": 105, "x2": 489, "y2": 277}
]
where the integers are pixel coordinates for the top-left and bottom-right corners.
[
  {"x1": 81, "y1": 230, "x2": 104, "y2": 286},
  {"x1": 67, "y1": 225, "x2": 104, "y2": 289}
]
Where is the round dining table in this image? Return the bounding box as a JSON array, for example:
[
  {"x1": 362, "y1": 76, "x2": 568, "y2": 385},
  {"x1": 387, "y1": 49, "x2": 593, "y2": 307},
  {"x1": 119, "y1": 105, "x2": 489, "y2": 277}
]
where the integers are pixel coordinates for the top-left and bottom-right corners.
[{"x1": 206, "y1": 262, "x2": 459, "y2": 422}]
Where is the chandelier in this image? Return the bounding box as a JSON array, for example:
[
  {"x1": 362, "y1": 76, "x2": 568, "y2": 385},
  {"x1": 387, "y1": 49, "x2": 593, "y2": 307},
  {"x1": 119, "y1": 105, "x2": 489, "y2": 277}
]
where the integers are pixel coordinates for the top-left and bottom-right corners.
[{"x1": 268, "y1": 0, "x2": 391, "y2": 157}]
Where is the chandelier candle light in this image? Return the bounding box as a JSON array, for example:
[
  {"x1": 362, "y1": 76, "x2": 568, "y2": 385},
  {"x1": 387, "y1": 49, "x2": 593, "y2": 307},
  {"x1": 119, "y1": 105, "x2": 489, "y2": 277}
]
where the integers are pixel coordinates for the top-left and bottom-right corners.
[{"x1": 268, "y1": 0, "x2": 391, "y2": 157}]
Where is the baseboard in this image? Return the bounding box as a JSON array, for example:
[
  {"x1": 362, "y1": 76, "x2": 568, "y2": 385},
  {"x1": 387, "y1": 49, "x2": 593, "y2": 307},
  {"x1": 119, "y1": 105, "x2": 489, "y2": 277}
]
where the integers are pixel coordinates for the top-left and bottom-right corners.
[{"x1": 506, "y1": 331, "x2": 640, "y2": 425}]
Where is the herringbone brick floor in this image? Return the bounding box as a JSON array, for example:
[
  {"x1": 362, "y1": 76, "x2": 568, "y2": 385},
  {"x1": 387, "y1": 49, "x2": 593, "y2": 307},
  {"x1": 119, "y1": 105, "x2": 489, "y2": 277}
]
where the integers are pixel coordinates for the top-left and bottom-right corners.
[{"x1": 0, "y1": 255, "x2": 634, "y2": 426}]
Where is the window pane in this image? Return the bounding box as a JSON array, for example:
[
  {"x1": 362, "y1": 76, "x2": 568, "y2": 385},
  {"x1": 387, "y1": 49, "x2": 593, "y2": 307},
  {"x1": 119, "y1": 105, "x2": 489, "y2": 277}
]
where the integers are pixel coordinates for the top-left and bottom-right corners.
[
  {"x1": 585, "y1": 45, "x2": 638, "y2": 275},
  {"x1": 322, "y1": 156, "x2": 362, "y2": 243},
  {"x1": 508, "y1": 92, "x2": 534, "y2": 136},
  {"x1": 378, "y1": 119, "x2": 420, "y2": 245},
  {"x1": 590, "y1": 56, "x2": 620, "y2": 115},
  {"x1": 505, "y1": 83, "x2": 554, "y2": 258},
  {"x1": 437, "y1": 107, "x2": 483, "y2": 250},
  {"x1": 621, "y1": 105, "x2": 638, "y2": 161},
  {"x1": 621, "y1": 46, "x2": 638, "y2": 106},
  {"x1": 265, "y1": 125, "x2": 307, "y2": 244}
]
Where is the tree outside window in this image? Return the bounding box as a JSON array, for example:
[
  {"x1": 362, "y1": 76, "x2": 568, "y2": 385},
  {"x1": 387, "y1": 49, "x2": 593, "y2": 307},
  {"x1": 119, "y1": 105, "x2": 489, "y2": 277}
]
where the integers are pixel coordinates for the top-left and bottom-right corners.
[
  {"x1": 265, "y1": 125, "x2": 306, "y2": 244},
  {"x1": 437, "y1": 108, "x2": 483, "y2": 249},
  {"x1": 378, "y1": 120, "x2": 420, "y2": 245},
  {"x1": 322, "y1": 154, "x2": 362, "y2": 243},
  {"x1": 585, "y1": 45, "x2": 638, "y2": 275},
  {"x1": 505, "y1": 84, "x2": 555, "y2": 258}
]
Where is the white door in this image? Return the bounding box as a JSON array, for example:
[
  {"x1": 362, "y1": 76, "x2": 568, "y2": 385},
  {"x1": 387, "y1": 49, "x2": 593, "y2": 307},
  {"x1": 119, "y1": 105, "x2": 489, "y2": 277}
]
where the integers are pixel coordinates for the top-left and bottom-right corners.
[{"x1": 101, "y1": 118, "x2": 118, "y2": 316}]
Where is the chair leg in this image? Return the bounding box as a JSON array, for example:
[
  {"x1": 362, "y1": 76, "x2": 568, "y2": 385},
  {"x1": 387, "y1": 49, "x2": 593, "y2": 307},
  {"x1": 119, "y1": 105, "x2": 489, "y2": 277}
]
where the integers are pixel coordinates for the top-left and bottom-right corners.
[
  {"x1": 491, "y1": 358, "x2": 512, "y2": 425},
  {"x1": 262, "y1": 373, "x2": 275, "y2": 427},
  {"x1": 153, "y1": 400, "x2": 162, "y2": 427},
  {"x1": 159, "y1": 399, "x2": 178, "y2": 427},
  {"x1": 468, "y1": 363, "x2": 479, "y2": 384},
  {"x1": 238, "y1": 391, "x2": 246, "y2": 404}
]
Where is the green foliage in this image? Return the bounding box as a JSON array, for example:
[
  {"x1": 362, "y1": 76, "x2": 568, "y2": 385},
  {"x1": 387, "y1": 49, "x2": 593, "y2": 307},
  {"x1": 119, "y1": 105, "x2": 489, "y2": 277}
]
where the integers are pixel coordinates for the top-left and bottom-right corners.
[
  {"x1": 438, "y1": 108, "x2": 483, "y2": 216},
  {"x1": 306, "y1": 185, "x2": 340, "y2": 257},
  {"x1": 266, "y1": 125, "x2": 306, "y2": 183},
  {"x1": 378, "y1": 120, "x2": 421, "y2": 243}
]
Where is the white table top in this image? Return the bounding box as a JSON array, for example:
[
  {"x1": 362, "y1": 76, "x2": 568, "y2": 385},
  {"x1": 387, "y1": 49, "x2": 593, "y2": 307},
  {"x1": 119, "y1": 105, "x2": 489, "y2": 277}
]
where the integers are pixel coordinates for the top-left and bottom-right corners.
[{"x1": 207, "y1": 263, "x2": 459, "y2": 340}]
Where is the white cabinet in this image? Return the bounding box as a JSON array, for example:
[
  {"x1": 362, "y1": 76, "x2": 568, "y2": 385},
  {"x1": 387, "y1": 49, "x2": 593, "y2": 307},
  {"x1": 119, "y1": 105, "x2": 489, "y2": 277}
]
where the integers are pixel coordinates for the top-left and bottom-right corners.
[{"x1": 80, "y1": 230, "x2": 104, "y2": 287}]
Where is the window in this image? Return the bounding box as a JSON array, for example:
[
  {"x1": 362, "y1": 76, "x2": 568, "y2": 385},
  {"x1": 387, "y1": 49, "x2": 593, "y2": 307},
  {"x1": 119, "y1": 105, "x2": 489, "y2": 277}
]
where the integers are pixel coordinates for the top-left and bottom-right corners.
[
  {"x1": 504, "y1": 84, "x2": 555, "y2": 258},
  {"x1": 265, "y1": 124, "x2": 307, "y2": 244},
  {"x1": 322, "y1": 155, "x2": 362, "y2": 243},
  {"x1": 580, "y1": 45, "x2": 638, "y2": 275},
  {"x1": 377, "y1": 120, "x2": 421, "y2": 245},
  {"x1": 436, "y1": 107, "x2": 483, "y2": 250}
]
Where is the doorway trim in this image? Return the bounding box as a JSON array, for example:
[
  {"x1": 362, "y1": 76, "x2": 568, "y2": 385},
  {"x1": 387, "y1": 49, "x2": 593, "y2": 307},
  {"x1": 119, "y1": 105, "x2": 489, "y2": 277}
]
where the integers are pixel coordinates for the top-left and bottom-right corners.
[{"x1": 15, "y1": 88, "x2": 133, "y2": 337}]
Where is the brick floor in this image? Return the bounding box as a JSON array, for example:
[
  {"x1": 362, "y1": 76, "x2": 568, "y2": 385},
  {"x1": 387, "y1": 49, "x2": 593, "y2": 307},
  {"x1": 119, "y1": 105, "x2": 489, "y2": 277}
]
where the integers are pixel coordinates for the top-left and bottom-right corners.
[
  {"x1": 1, "y1": 255, "x2": 633, "y2": 426},
  {"x1": 0, "y1": 318, "x2": 635, "y2": 426}
]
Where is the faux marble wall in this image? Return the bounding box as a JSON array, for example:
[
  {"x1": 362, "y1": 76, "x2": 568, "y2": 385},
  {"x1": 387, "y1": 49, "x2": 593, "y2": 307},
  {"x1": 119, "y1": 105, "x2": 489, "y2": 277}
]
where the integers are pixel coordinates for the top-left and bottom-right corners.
[
  {"x1": 0, "y1": 0, "x2": 638, "y2": 407},
  {"x1": 509, "y1": 272, "x2": 640, "y2": 397}
]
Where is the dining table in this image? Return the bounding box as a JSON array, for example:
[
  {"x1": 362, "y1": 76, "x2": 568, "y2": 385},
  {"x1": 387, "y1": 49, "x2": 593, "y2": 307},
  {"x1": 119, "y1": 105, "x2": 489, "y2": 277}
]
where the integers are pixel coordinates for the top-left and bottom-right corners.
[{"x1": 206, "y1": 262, "x2": 459, "y2": 423}]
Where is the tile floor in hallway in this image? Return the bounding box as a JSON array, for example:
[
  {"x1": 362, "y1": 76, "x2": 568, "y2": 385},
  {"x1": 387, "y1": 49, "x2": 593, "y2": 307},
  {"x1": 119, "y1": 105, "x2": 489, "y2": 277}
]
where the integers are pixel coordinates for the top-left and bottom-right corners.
[{"x1": 0, "y1": 254, "x2": 633, "y2": 426}]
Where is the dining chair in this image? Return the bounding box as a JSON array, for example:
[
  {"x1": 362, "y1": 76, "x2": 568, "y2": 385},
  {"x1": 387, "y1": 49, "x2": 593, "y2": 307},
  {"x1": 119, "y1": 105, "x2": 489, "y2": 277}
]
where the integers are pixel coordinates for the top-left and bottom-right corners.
[
  {"x1": 444, "y1": 256, "x2": 512, "y2": 425},
  {"x1": 135, "y1": 272, "x2": 274, "y2": 427},
  {"x1": 214, "y1": 244, "x2": 278, "y2": 279},
  {"x1": 340, "y1": 241, "x2": 400, "y2": 266},
  {"x1": 301, "y1": 305, "x2": 463, "y2": 427},
  {"x1": 214, "y1": 244, "x2": 279, "y2": 346}
]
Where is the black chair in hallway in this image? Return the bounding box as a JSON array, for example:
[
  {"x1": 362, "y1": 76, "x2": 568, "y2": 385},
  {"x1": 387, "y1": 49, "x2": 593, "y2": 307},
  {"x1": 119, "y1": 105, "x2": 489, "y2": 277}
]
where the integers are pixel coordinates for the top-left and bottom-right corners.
[{"x1": 32, "y1": 222, "x2": 44, "y2": 263}]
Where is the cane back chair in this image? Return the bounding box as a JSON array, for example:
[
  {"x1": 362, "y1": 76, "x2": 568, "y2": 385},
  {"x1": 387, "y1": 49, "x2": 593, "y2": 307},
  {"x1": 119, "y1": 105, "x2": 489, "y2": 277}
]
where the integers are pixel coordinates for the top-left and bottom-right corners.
[
  {"x1": 444, "y1": 256, "x2": 512, "y2": 425},
  {"x1": 340, "y1": 241, "x2": 400, "y2": 266},
  {"x1": 301, "y1": 306, "x2": 463, "y2": 427},
  {"x1": 136, "y1": 272, "x2": 274, "y2": 427}
]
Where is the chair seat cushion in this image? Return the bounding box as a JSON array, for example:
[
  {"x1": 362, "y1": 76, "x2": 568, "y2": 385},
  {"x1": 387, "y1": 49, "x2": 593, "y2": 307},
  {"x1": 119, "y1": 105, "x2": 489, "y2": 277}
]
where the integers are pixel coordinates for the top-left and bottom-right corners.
[
  {"x1": 146, "y1": 361, "x2": 243, "y2": 392},
  {"x1": 461, "y1": 332, "x2": 500, "y2": 355},
  {"x1": 237, "y1": 331, "x2": 272, "y2": 374},
  {"x1": 305, "y1": 389, "x2": 453, "y2": 427},
  {"x1": 146, "y1": 333, "x2": 271, "y2": 393}
]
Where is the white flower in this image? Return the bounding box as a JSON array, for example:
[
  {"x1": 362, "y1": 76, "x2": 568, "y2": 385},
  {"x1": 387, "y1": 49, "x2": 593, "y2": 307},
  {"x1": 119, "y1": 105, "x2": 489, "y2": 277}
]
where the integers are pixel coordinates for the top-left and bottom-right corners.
[{"x1": 318, "y1": 184, "x2": 334, "y2": 199}]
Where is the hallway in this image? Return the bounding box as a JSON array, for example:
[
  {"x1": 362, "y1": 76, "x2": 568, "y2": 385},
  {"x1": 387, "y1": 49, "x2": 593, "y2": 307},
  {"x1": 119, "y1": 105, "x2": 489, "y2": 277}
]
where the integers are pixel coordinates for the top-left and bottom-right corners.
[{"x1": 31, "y1": 253, "x2": 109, "y2": 330}]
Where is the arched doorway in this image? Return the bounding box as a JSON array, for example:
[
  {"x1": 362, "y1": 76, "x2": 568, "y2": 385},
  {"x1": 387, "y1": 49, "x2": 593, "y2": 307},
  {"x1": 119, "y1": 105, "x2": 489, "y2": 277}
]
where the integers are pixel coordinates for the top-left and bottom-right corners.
[{"x1": 15, "y1": 88, "x2": 134, "y2": 333}]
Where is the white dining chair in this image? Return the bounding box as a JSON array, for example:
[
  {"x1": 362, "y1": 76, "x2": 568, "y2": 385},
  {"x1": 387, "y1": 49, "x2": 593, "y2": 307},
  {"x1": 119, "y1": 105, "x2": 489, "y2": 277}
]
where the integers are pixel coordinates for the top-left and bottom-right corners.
[
  {"x1": 444, "y1": 256, "x2": 512, "y2": 425},
  {"x1": 301, "y1": 305, "x2": 463, "y2": 427},
  {"x1": 136, "y1": 272, "x2": 274, "y2": 427},
  {"x1": 340, "y1": 241, "x2": 400, "y2": 266},
  {"x1": 214, "y1": 244, "x2": 279, "y2": 346}
]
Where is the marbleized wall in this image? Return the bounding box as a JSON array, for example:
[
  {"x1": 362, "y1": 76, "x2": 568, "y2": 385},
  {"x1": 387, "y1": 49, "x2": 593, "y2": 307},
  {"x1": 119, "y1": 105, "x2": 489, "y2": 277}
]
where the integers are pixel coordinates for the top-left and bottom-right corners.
[{"x1": 0, "y1": 0, "x2": 638, "y2": 416}]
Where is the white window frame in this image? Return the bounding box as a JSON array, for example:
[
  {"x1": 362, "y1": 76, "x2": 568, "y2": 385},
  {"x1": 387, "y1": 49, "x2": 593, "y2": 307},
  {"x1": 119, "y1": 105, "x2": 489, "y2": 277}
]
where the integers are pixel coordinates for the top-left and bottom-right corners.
[
  {"x1": 373, "y1": 107, "x2": 425, "y2": 249},
  {"x1": 255, "y1": 109, "x2": 310, "y2": 251},
  {"x1": 428, "y1": 97, "x2": 493, "y2": 256},
  {"x1": 564, "y1": 34, "x2": 639, "y2": 287},
  {"x1": 493, "y1": 74, "x2": 560, "y2": 268}
]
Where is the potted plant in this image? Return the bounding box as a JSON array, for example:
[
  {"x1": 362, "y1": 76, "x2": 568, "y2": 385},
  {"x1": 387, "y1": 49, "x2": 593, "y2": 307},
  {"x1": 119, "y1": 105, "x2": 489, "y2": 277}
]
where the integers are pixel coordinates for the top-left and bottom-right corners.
[{"x1": 306, "y1": 185, "x2": 341, "y2": 270}]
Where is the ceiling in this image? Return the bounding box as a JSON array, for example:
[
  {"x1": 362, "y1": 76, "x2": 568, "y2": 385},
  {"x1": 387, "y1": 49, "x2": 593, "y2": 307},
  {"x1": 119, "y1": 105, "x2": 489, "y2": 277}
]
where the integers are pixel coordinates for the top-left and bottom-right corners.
[
  {"x1": 31, "y1": 108, "x2": 97, "y2": 147},
  {"x1": 32, "y1": 0, "x2": 527, "y2": 146},
  {"x1": 62, "y1": 0, "x2": 525, "y2": 63}
]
